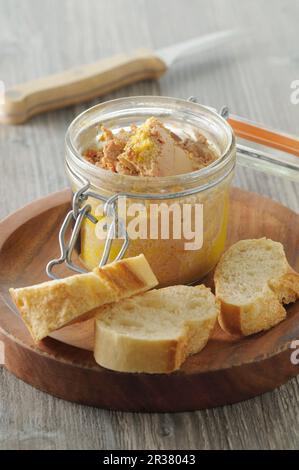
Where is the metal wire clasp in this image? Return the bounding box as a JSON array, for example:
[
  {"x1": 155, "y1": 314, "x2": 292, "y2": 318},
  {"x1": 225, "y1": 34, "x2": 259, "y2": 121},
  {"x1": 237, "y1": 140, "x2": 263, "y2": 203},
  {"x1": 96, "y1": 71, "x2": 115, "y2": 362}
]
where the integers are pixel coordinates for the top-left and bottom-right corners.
[{"x1": 46, "y1": 182, "x2": 129, "y2": 280}]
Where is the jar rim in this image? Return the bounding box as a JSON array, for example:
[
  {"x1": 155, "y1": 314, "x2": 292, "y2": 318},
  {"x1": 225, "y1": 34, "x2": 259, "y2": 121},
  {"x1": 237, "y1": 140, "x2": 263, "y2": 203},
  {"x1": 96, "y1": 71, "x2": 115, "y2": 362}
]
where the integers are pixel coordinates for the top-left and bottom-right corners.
[{"x1": 65, "y1": 96, "x2": 235, "y2": 192}]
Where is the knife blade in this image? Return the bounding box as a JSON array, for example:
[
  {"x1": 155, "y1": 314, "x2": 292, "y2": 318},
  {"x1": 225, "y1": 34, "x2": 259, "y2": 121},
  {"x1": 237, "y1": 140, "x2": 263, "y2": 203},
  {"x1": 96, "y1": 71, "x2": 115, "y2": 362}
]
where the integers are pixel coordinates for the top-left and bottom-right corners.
[
  {"x1": 0, "y1": 29, "x2": 242, "y2": 124},
  {"x1": 157, "y1": 29, "x2": 242, "y2": 66}
]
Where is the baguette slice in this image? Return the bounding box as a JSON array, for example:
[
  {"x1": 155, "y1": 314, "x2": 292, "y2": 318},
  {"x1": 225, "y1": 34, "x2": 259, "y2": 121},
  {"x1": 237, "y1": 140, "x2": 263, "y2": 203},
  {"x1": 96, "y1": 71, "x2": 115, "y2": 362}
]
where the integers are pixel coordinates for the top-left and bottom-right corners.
[
  {"x1": 94, "y1": 285, "x2": 219, "y2": 374},
  {"x1": 214, "y1": 238, "x2": 299, "y2": 336},
  {"x1": 9, "y1": 254, "x2": 158, "y2": 342}
]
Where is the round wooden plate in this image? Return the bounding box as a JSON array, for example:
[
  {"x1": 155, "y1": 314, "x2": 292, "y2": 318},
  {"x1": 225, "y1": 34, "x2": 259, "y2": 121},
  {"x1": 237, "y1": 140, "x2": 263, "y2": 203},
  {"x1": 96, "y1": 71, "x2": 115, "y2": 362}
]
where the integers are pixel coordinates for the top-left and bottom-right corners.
[{"x1": 1, "y1": 187, "x2": 299, "y2": 412}]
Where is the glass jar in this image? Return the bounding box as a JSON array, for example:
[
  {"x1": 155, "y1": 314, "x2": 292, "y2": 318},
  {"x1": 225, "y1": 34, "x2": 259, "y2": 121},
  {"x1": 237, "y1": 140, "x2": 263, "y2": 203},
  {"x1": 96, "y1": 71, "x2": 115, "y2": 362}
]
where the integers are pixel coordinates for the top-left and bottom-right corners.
[{"x1": 65, "y1": 96, "x2": 236, "y2": 286}]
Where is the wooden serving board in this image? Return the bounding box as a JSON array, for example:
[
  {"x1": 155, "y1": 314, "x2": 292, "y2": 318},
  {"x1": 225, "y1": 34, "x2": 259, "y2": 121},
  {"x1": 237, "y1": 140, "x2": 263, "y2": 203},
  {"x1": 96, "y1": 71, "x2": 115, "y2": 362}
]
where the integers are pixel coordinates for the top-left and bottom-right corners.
[{"x1": 1, "y1": 187, "x2": 299, "y2": 412}]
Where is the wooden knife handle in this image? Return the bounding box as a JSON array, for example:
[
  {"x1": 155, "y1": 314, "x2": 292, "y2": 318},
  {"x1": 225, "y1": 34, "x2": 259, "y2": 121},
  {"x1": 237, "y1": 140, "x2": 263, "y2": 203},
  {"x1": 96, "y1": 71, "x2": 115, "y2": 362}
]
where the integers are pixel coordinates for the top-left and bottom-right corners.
[{"x1": 0, "y1": 49, "x2": 166, "y2": 124}]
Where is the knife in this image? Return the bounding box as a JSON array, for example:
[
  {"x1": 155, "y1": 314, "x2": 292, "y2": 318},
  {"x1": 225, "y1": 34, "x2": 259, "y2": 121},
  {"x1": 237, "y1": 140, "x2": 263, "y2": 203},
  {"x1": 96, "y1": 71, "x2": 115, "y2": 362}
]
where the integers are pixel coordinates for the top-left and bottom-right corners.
[{"x1": 0, "y1": 29, "x2": 241, "y2": 124}]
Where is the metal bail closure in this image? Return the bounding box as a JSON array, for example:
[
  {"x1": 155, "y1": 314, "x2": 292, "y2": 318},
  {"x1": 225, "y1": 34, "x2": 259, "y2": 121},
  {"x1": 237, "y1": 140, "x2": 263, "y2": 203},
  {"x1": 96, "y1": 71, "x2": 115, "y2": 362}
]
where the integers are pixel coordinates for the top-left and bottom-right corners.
[
  {"x1": 46, "y1": 182, "x2": 129, "y2": 280},
  {"x1": 188, "y1": 96, "x2": 230, "y2": 120}
]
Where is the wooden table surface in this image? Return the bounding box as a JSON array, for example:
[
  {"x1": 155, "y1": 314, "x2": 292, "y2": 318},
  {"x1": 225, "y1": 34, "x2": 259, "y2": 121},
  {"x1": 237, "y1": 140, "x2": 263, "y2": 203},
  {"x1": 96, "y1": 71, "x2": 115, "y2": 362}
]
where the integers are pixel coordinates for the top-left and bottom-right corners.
[{"x1": 1, "y1": 0, "x2": 299, "y2": 450}]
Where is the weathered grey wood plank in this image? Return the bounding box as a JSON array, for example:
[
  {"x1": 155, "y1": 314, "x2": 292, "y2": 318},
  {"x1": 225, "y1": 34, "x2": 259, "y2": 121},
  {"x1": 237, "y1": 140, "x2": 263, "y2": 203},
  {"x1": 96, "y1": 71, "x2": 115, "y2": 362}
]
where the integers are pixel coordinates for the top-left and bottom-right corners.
[{"x1": 0, "y1": 0, "x2": 299, "y2": 450}]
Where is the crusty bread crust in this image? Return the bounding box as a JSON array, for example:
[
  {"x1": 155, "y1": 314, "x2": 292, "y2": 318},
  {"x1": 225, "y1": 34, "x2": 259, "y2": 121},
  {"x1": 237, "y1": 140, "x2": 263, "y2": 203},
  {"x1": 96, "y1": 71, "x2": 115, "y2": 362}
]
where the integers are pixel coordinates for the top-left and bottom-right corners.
[
  {"x1": 217, "y1": 301, "x2": 242, "y2": 335},
  {"x1": 9, "y1": 254, "x2": 158, "y2": 342},
  {"x1": 217, "y1": 289, "x2": 286, "y2": 336},
  {"x1": 94, "y1": 286, "x2": 219, "y2": 374},
  {"x1": 269, "y1": 271, "x2": 299, "y2": 304},
  {"x1": 94, "y1": 318, "x2": 216, "y2": 374},
  {"x1": 215, "y1": 239, "x2": 299, "y2": 336}
]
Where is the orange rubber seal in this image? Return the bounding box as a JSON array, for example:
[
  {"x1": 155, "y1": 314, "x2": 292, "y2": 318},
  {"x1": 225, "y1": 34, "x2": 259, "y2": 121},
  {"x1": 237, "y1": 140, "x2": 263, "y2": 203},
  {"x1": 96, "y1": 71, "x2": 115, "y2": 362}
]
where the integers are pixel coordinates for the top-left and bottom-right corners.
[{"x1": 229, "y1": 117, "x2": 299, "y2": 158}]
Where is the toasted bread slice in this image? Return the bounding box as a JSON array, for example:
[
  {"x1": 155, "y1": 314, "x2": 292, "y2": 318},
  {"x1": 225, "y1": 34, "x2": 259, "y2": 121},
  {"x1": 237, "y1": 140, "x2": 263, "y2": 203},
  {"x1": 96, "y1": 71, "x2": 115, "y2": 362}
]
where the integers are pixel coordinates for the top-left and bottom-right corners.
[
  {"x1": 214, "y1": 238, "x2": 299, "y2": 336},
  {"x1": 9, "y1": 254, "x2": 158, "y2": 342},
  {"x1": 94, "y1": 285, "x2": 219, "y2": 374}
]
